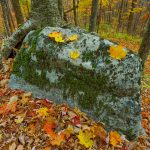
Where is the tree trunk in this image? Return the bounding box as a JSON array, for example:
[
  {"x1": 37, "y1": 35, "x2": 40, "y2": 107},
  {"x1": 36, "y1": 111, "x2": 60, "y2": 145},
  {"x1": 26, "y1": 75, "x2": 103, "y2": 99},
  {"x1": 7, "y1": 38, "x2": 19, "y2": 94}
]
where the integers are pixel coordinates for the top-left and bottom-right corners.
[
  {"x1": 1, "y1": 0, "x2": 64, "y2": 65},
  {"x1": 73, "y1": 0, "x2": 78, "y2": 26},
  {"x1": 127, "y1": 0, "x2": 137, "y2": 35},
  {"x1": 30, "y1": 0, "x2": 63, "y2": 28},
  {"x1": 139, "y1": 8, "x2": 150, "y2": 64},
  {"x1": 89, "y1": 0, "x2": 99, "y2": 32},
  {"x1": 97, "y1": 0, "x2": 102, "y2": 33},
  {"x1": 11, "y1": 0, "x2": 24, "y2": 26},
  {"x1": 26, "y1": 0, "x2": 30, "y2": 15},
  {"x1": 1, "y1": 0, "x2": 11, "y2": 36},
  {"x1": 6, "y1": 0, "x2": 16, "y2": 32},
  {"x1": 117, "y1": 0, "x2": 124, "y2": 32}
]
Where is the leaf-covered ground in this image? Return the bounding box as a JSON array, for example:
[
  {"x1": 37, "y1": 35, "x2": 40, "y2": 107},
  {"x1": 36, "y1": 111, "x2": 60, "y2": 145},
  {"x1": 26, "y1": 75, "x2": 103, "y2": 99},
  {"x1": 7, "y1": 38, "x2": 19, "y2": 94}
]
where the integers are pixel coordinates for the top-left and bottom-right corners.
[{"x1": 0, "y1": 40, "x2": 150, "y2": 150}]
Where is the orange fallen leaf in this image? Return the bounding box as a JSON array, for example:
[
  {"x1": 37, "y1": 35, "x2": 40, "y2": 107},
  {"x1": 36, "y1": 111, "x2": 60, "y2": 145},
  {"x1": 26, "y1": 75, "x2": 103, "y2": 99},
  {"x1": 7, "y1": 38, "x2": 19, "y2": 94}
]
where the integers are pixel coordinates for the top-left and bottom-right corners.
[
  {"x1": 0, "y1": 102, "x2": 17, "y2": 115},
  {"x1": 92, "y1": 124, "x2": 107, "y2": 141},
  {"x1": 43, "y1": 121, "x2": 56, "y2": 137},
  {"x1": 6, "y1": 101, "x2": 17, "y2": 113},
  {"x1": 109, "y1": 131, "x2": 123, "y2": 147},
  {"x1": 43, "y1": 122, "x2": 65, "y2": 146},
  {"x1": 0, "y1": 104, "x2": 7, "y2": 115},
  {"x1": 50, "y1": 132, "x2": 65, "y2": 146},
  {"x1": 42, "y1": 147, "x2": 51, "y2": 150}
]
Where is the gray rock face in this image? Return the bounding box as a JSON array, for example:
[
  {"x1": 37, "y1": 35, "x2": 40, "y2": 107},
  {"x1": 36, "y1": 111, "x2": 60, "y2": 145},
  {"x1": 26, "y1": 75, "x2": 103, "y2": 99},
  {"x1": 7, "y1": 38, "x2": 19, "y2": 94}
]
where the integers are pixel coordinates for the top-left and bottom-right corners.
[{"x1": 9, "y1": 27, "x2": 143, "y2": 140}]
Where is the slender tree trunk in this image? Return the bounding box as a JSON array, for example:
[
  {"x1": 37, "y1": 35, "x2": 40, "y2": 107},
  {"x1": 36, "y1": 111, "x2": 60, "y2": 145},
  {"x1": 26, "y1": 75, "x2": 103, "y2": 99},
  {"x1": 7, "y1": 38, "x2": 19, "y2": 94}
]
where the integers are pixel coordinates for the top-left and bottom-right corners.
[
  {"x1": 127, "y1": 0, "x2": 137, "y2": 35},
  {"x1": 6, "y1": 0, "x2": 16, "y2": 32},
  {"x1": 11, "y1": 0, "x2": 24, "y2": 26},
  {"x1": 73, "y1": 0, "x2": 78, "y2": 26},
  {"x1": 1, "y1": 0, "x2": 64, "y2": 64},
  {"x1": 26, "y1": 0, "x2": 30, "y2": 15},
  {"x1": 139, "y1": 6, "x2": 150, "y2": 64},
  {"x1": 108, "y1": 3, "x2": 112, "y2": 24},
  {"x1": 117, "y1": 0, "x2": 124, "y2": 32},
  {"x1": 89, "y1": 0, "x2": 99, "y2": 32},
  {"x1": 58, "y1": 0, "x2": 64, "y2": 21},
  {"x1": 97, "y1": 0, "x2": 102, "y2": 33},
  {"x1": 1, "y1": 0, "x2": 11, "y2": 36}
]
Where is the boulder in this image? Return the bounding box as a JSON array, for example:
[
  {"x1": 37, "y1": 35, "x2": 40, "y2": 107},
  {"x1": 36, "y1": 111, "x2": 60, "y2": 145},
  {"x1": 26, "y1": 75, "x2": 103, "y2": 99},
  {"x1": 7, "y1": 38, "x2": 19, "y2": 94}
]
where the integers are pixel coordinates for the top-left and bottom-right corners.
[{"x1": 9, "y1": 27, "x2": 143, "y2": 140}]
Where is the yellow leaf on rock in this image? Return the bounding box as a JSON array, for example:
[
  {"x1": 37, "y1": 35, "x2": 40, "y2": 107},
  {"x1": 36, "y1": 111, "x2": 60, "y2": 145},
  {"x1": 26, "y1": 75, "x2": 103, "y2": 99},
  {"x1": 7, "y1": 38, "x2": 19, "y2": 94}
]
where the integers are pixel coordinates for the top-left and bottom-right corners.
[
  {"x1": 37, "y1": 107, "x2": 49, "y2": 117},
  {"x1": 109, "y1": 131, "x2": 123, "y2": 147},
  {"x1": 109, "y1": 45, "x2": 127, "y2": 60},
  {"x1": 48, "y1": 32, "x2": 64, "y2": 43},
  {"x1": 70, "y1": 50, "x2": 80, "y2": 60},
  {"x1": 77, "y1": 130, "x2": 94, "y2": 148},
  {"x1": 55, "y1": 36, "x2": 64, "y2": 43},
  {"x1": 48, "y1": 31, "x2": 60, "y2": 38},
  {"x1": 67, "y1": 34, "x2": 78, "y2": 42}
]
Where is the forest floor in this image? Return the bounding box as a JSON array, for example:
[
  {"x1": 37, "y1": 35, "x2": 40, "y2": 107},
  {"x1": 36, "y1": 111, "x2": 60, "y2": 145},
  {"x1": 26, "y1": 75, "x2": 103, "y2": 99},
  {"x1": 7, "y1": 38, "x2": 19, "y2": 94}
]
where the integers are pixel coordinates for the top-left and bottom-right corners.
[{"x1": 0, "y1": 38, "x2": 150, "y2": 150}]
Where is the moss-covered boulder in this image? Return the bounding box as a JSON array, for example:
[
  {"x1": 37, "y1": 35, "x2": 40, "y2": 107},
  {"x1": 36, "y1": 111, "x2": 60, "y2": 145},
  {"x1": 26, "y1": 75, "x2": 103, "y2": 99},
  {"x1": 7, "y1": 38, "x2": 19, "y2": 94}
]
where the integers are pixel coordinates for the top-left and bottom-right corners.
[{"x1": 9, "y1": 27, "x2": 143, "y2": 140}]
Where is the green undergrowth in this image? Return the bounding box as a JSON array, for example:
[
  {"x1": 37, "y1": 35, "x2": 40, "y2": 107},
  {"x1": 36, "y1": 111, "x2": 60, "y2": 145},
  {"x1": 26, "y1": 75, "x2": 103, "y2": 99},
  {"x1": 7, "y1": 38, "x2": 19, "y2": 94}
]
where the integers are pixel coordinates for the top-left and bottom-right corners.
[{"x1": 98, "y1": 23, "x2": 142, "y2": 44}]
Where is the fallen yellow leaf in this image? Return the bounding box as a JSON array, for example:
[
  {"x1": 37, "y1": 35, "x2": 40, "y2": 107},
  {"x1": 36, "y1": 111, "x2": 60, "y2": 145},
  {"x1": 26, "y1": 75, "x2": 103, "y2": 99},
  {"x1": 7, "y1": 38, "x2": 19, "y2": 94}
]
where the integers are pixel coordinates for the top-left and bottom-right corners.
[
  {"x1": 55, "y1": 36, "x2": 64, "y2": 43},
  {"x1": 77, "y1": 130, "x2": 94, "y2": 148},
  {"x1": 109, "y1": 45, "x2": 127, "y2": 60},
  {"x1": 37, "y1": 107, "x2": 49, "y2": 117},
  {"x1": 48, "y1": 32, "x2": 64, "y2": 43},
  {"x1": 67, "y1": 34, "x2": 78, "y2": 42},
  {"x1": 70, "y1": 50, "x2": 80, "y2": 60}
]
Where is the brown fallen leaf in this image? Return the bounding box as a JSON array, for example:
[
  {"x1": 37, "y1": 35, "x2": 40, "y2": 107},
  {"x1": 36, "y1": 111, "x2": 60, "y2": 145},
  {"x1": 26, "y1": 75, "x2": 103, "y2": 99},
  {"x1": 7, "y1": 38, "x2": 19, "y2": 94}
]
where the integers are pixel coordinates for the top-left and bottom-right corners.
[
  {"x1": 18, "y1": 134, "x2": 25, "y2": 145},
  {"x1": 9, "y1": 142, "x2": 16, "y2": 150},
  {"x1": 16, "y1": 145, "x2": 24, "y2": 150}
]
